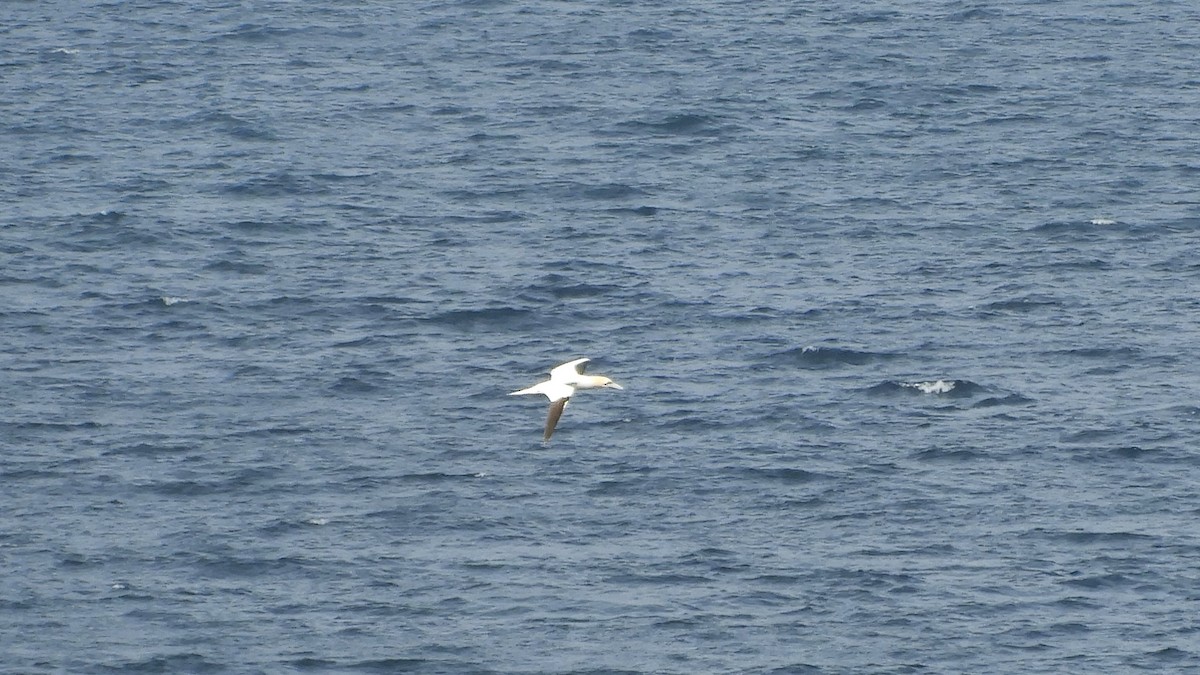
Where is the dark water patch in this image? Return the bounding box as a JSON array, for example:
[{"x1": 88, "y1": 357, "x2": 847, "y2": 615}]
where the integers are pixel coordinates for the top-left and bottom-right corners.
[
  {"x1": 539, "y1": 254, "x2": 628, "y2": 272},
  {"x1": 843, "y1": 97, "x2": 888, "y2": 112},
  {"x1": 1, "y1": 419, "x2": 104, "y2": 432},
  {"x1": 0, "y1": 239, "x2": 34, "y2": 255},
  {"x1": 562, "y1": 181, "x2": 649, "y2": 200},
  {"x1": 336, "y1": 658, "x2": 432, "y2": 673},
  {"x1": 170, "y1": 111, "x2": 278, "y2": 141},
  {"x1": 654, "y1": 616, "x2": 701, "y2": 629},
  {"x1": 709, "y1": 306, "x2": 782, "y2": 324},
  {"x1": 1053, "y1": 346, "x2": 1141, "y2": 359},
  {"x1": 979, "y1": 113, "x2": 1045, "y2": 127},
  {"x1": 119, "y1": 608, "x2": 191, "y2": 624},
  {"x1": 286, "y1": 657, "x2": 339, "y2": 671},
  {"x1": 740, "y1": 589, "x2": 803, "y2": 608},
  {"x1": 1168, "y1": 405, "x2": 1200, "y2": 418},
  {"x1": 0, "y1": 466, "x2": 69, "y2": 481},
  {"x1": 104, "y1": 442, "x2": 193, "y2": 457},
  {"x1": 1061, "y1": 531, "x2": 1157, "y2": 546},
  {"x1": 212, "y1": 23, "x2": 300, "y2": 43},
  {"x1": 542, "y1": 281, "x2": 623, "y2": 300},
  {"x1": 561, "y1": 662, "x2": 648, "y2": 667},
  {"x1": 49, "y1": 212, "x2": 168, "y2": 250},
  {"x1": 311, "y1": 170, "x2": 378, "y2": 184},
  {"x1": 947, "y1": 8, "x2": 1003, "y2": 21},
  {"x1": 833, "y1": 10, "x2": 902, "y2": 25},
  {"x1": 360, "y1": 295, "x2": 426, "y2": 307},
  {"x1": 1143, "y1": 647, "x2": 1194, "y2": 663},
  {"x1": 979, "y1": 295, "x2": 1062, "y2": 314},
  {"x1": 588, "y1": 477, "x2": 656, "y2": 497},
  {"x1": 331, "y1": 336, "x2": 379, "y2": 348},
  {"x1": 779, "y1": 494, "x2": 829, "y2": 510},
  {"x1": 225, "y1": 425, "x2": 315, "y2": 439},
  {"x1": 816, "y1": 567, "x2": 920, "y2": 591},
  {"x1": 1110, "y1": 445, "x2": 1159, "y2": 459},
  {"x1": 627, "y1": 27, "x2": 676, "y2": 43},
  {"x1": 1023, "y1": 528, "x2": 1157, "y2": 546},
  {"x1": 751, "y1": 574, "x2": 803, "y2": 586},
  {"x1": 1059, "y1": 572, "x2": 1135, "y2": 590},
  {"x1": 656, "y1": 410, "x2": 732, "y2": 431},
  {"x1": 96, "y1": 653, "x2": 226, "y2": 674},
  {"x1": 229, "y1": 364, "x2": 273, "y2": 379},
  {"x1": 764, "y1": 665, "x2": 823, "y2": 675},
  {"x1": 203, "y1": 259, "x2": 269, "y2": 275},
  {"x1": 426, "y1": 306, "x2": 534, "y2": 330},
  {"x1": 223, "y1": 171, "x2": 323, "y2": 197},
  {"x1": 771, "y1": 345, "x2": 898, "y2": 369},
  {"x1": 399, "y1": 472, "x2": 482, "y2": 483},
  {"x1": 196, "y1": 554, "x2": 319, "y2": 580},
  {"x1": 258, "y1": 517, "x2": 331, "y2": 537},
  {"x1": 140, "y1": 478, "x2": 244, "y2": 498},
  {"x1": 1051, "y1": 597, "x2": 1104, "y2": 613},
  {"x1": 678, "y1": 547, "x2": 740, "y2": 569},
  {"x1": 329, "y1": 376, "x2": 381, "y2": 394},
  {"x1": 1030, "y1": 218, "x2": 1134, "y2": 236},
  {"x1": 613, "y1": 113, "x2": 726, "y2": 137},
  {"x1": 1060, "y1": 428, "x2": 1121, "y2": 444},
  {"x1": 606, "y1": 572, "x2": 713, "y2": 585},
  {"x1": 1044, "y1": 621, "x2": 1092, "y2": 635},
  {"x1": 912, "y1": 446, "x2": 982, "y2": 461},
  {"x1": 1152, "y1": 255, "x2": 1200, "y2": 273},
  {"x1": 59, "y1": 551, "x2": 105, "y2": 568},
  {"x1": 730, "y1": 466, "x2": 825, "y2": 485},
  {"x1": 441, "y1": 185, "x2": 529, "y2": 205},
  {"x1": 145, "y1": 319, "x2": 212, "y2": 340},
  {"x1": 605, "y1": 205, "x2": 659, "y2": 216},
  {"x1": 1043, "y1": 257, "x2": 1114, "y2": 272},
  {"x1": 116, "y1": 176, "x2": 173, "y2": 198},
  {"x1": 359, "y1": 301, "x2": 430, "y2": 322},
  {"x1": 226, "y1": 218, "x2": 314, "y2": 233},
  {"x1": 973, "y1": 394, "x2": 1034, "y2": 408}
]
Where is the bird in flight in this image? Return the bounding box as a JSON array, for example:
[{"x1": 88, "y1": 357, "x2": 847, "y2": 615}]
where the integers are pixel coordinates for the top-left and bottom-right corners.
[{"x1": 509, "y1": 357, "x2": 624, "y2": 441}]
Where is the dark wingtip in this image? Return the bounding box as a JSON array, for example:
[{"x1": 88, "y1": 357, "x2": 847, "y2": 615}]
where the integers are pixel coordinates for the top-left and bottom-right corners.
[{"x1": 543, "y1": 398, "x2": 567, "y2": 442}]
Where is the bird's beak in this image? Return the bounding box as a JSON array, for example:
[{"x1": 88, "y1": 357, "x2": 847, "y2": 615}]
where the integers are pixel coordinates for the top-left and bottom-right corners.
[{"x1": 606, "y1": 382, "x2": 624, "y2": 390}]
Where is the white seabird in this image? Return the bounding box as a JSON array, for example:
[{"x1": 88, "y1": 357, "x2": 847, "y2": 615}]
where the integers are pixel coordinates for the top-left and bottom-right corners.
[{"x1": 509, "y1": 357, "x2": 624, "y2": 441}]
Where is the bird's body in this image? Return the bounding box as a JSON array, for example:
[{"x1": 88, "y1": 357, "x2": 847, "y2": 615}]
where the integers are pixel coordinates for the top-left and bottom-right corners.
[{"x1": 509, "y1": 358, "x2": 623, "y2": 441}]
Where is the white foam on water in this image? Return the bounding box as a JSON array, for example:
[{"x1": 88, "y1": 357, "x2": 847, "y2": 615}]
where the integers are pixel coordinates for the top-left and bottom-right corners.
[{"x1": 904, "y1": 380, "x2": 956, "y2": 394}]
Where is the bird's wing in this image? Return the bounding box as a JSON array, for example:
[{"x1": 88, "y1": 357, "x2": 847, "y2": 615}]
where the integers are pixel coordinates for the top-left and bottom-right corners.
[
  {"x1": 543, "y1": 398, "x2": 569, "y2": 441},
  {"x1": 549, "y1": 357, "x2": 590, "y2": 381}
]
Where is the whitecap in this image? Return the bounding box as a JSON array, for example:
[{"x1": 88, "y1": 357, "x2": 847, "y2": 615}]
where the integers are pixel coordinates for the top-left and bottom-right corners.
[
  {"x1": 904, "y1": 380, "x2": 956, "y2": 394},
  {"x1": 161, "y1": 296, "x2": 186, "y2": 306},
  {"x1": 1090, "y1": 218, "x2": 1117, "y2": 225}
]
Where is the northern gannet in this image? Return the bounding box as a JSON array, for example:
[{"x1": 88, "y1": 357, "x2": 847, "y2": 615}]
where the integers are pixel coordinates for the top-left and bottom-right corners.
[{"x1": 509, "y1": 357, "x2": 624, "y2": 441}]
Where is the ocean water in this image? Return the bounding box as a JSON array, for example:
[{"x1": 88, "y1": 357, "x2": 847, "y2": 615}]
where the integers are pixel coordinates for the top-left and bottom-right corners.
[{"x1": 3, "y1": 0, "x2": 1200, "y2": 672}]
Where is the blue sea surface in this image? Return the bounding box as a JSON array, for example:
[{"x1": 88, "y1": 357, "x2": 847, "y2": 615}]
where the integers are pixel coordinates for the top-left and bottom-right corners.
[{"x1": 3, "y1": 1, "x2": 1200, "y2": 672}]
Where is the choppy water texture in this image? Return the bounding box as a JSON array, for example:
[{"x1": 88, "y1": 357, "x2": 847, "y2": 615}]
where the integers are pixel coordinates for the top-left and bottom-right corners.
[{"x1": 4, "y1": 1, "x2": 1200, "y2": 673}]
